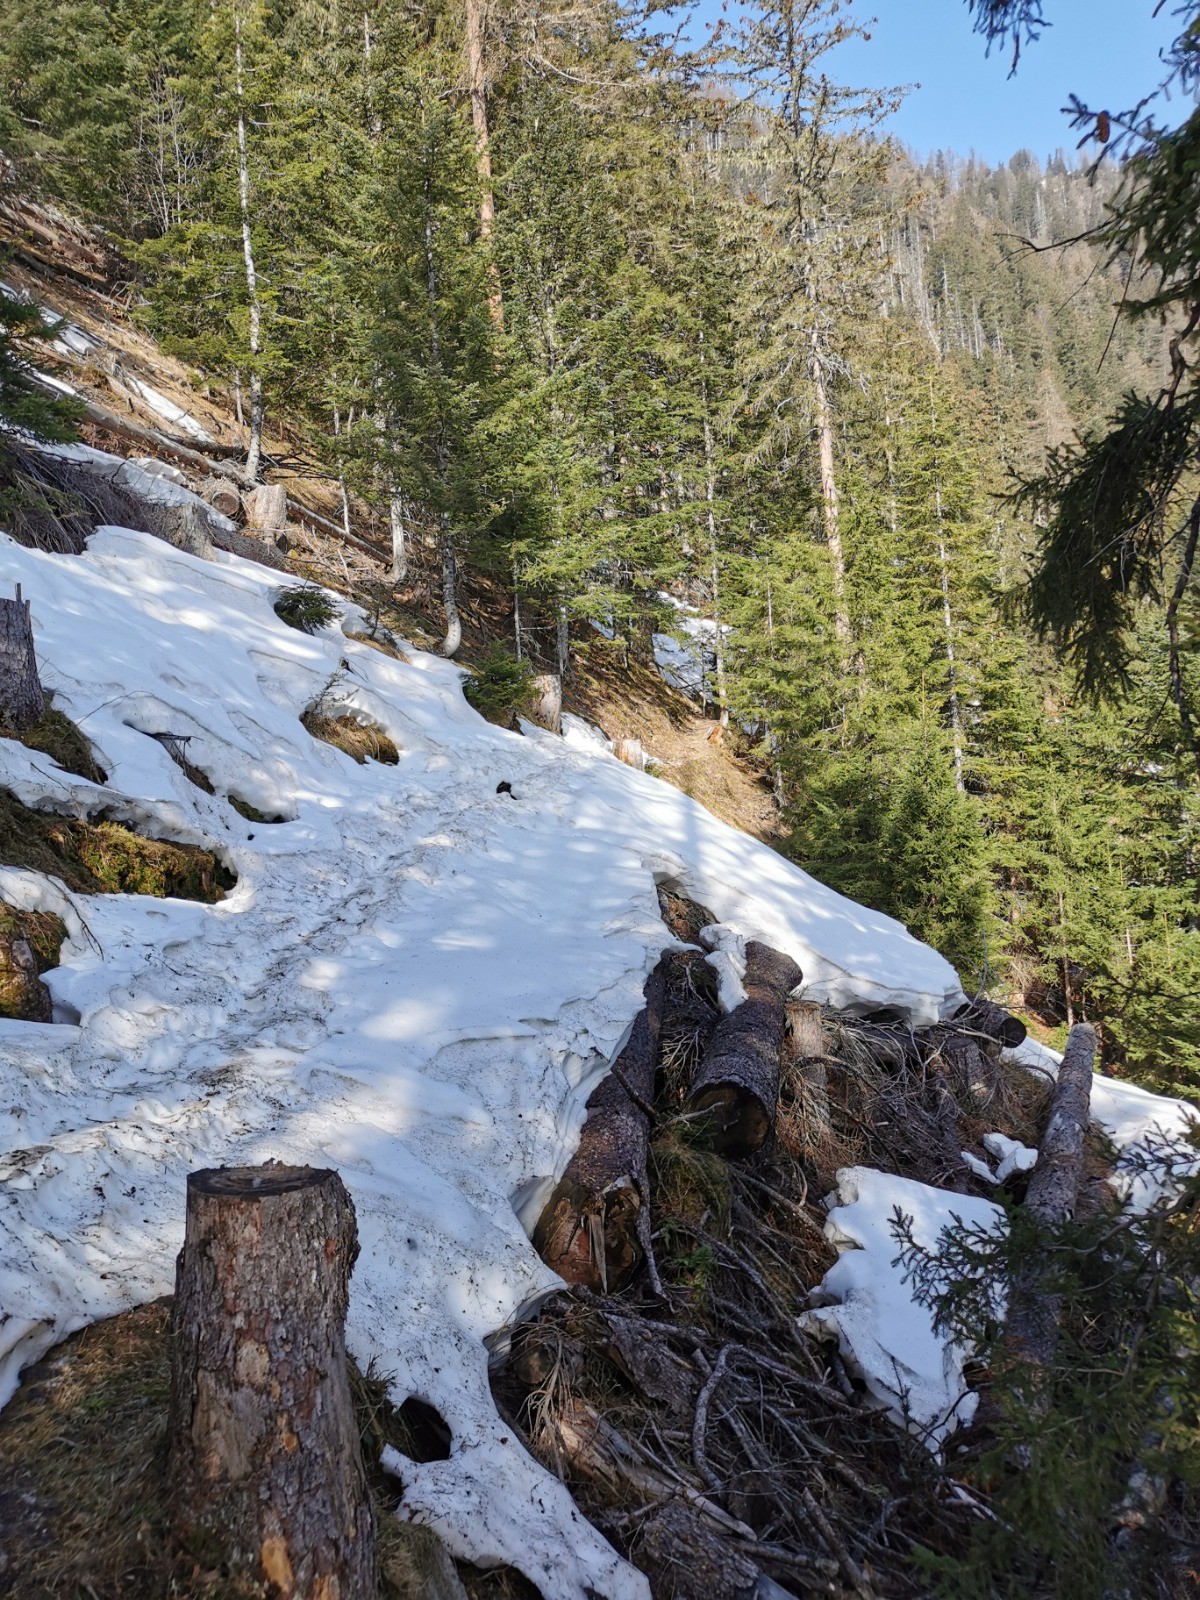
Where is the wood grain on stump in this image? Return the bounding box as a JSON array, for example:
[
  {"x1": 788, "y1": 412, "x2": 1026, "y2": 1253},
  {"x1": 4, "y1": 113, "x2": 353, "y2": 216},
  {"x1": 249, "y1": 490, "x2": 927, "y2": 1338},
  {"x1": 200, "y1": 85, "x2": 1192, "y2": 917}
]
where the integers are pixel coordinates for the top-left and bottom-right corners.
[
  {"x1": 168, "y1": 1164, "x2": 377, "y2": 1599},
  {"x1": 687, "y1": 942, "x2": 802, "y2": 1157}
]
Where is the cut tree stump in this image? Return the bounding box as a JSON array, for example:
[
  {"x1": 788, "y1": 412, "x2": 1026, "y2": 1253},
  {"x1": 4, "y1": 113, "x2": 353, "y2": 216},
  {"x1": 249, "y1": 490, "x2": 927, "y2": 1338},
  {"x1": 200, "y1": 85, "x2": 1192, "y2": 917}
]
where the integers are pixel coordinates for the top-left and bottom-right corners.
[
  {"x1": 688, "y1": 942, "x2": 803, "y2": 1157},
  {"x1": 168, "y1": 1164, "x2": 377, "y2": 1599},
  {"x1": 244, "y1": 483, "x2": 288, "y2": 536},
  {"x1": 0, "y1": 585, "x2": 46, "y2": 733},
  {"x1": 785, "y1": 1000, "x2": 831, "y2": 1145},
  {"x1": 531, "y1": 672, "x2": 562, "y2": 735},
  {"x1": 533, "y1": 958, "x2": 669, "y2": 1294}
]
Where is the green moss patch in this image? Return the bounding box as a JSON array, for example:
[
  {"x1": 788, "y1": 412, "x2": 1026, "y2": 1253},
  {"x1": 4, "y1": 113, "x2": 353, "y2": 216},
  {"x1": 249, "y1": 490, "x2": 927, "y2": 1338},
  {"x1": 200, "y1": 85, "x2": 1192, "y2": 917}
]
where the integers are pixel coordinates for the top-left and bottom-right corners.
[
  {"x1": 227, "y1": 794, "x2": 285, "y2": 824},
  {"x1": 301, "y1": 709, "x2": 399, "y2": 766},
  {"x1": 0, "y1": 788, "x2": 234, "y2": 902},
  {"x1": 5, "y1": 699, "x2": 107, "y2": 785},
  {"x1": 0, "y1": 903, "x2": 67, "y2": 1021}
]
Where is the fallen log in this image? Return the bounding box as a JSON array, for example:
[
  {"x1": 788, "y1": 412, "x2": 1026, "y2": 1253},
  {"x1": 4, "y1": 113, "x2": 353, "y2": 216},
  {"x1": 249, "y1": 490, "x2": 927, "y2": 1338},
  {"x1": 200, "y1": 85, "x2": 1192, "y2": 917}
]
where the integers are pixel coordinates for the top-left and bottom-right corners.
[
  {"x1": 200, "y1": 474, "x2": 242, "y2": 519},
  {"x1": 634, "y1": 1501, "x2": 808, "y2": 1600},
  {"x1": 533, "y1": 957, "x2": 669, "y2": 1294},
  {"x1": 1004, "y1": 1022, "x2": 1097, "y2": 1375},
  {"x1": 168, "y1": 1163, "x2": 377, "y2": 1599},
  {"x1": 687, "y1": 942, "x2": 803, "y2": 1157},
  {"x1": 0, "y1": 584, "x2": 45, "y2": 732},
  {"x1": 950, "y1": 995, "x2": 1028, "y2": 1052}
]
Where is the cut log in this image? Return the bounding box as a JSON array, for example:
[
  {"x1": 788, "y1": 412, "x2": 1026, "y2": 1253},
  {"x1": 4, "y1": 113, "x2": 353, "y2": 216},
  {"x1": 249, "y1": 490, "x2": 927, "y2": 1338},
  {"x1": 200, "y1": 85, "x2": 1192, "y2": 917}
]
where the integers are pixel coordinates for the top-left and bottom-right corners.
[
  {"x1": 533, "y1": 958, "x2": 669, "y2": 1294},
  {"x1": 244, "y1": 482, "x2": 288, "y2": 535},
  {"x1": 0, "y1": 585, "x2": 46, "y2": 733},
  {"x1": 531, "y1": 672, "x2": 562, "y2": 735},
  {"x1": 634, "y1": 1501, "x2": 803, "y2": 1600},
  {"x1": 1004, "y1": 1022, "x2": 1096, "y2": 1374},
  {"x1": 937, "y1": 1029, "x2": 995, "y2": 1110},
  {"x1": 951, "y1": 995, "x2": 1027, "y2": 1052},
  {"x1": 688, "y1": 942, "x2": 803, "y2": 1157},
  {"x1": 200, "y1": 475, "x2": 242, "y2": 519},
  {"x1": 168, "y1": 1163, "x2": 377, "y2": 1599}
]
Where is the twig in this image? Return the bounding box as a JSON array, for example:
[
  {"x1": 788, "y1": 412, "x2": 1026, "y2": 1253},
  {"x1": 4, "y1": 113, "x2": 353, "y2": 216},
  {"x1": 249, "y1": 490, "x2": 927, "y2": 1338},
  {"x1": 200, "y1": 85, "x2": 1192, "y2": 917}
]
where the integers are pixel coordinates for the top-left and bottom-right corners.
[{"x1": 692, "y1": 1343, "x2": 734, "y2": 1493}]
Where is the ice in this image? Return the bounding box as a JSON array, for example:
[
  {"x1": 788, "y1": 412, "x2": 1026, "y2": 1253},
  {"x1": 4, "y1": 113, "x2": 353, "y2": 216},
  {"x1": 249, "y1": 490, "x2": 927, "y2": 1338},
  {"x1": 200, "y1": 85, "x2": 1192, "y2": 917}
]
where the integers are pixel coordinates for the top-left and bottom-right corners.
[
  {"x1": 982, "y1": 1132, "x2": 1037, "y2": 1183},
  {"x1": 804, "y1": 1168, "x2": 1002, "y2": 1446},
  {"x1": 0, "y1": 525, "x2": 967, "y2": 1594}
]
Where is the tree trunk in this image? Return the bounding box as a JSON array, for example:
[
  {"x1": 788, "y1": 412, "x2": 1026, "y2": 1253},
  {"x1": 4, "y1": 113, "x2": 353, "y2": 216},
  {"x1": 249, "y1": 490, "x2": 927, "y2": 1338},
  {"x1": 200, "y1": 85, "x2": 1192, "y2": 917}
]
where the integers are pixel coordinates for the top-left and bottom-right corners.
[
  {"x1": 533, "y1": 958, "x2": 669, "y2": 1294},
  {"x1": 463, "y1": 0, "x2": 502, "y2": 328},
  {"x1": 0, "y1": 585, "x2": 45, "y2": 733},
  {"x1": 389, "y1": 493, "x2": 407, "y2": 583},
  {"x1": 930, "y1": 384, "x2": 965, "y2": 791},
  {"x1": 168, "y1": 1164, "x2": 377, "y2": 1599},
  {"x1": 439, "y1": 522, "x2": 462, "y2": 658},
  {"x1": 233, "y1": 8, "x2": 265, "y2": 483},
  {"x1": 1004, "y1": 1023, "x2": 1096, "y2": 1374},
  {"x1": 688, "y1": 942, "x2": 803, "y2": 1157},
  {"x1": 811, "y1": 344, "x2": 850, "y2": 650}
]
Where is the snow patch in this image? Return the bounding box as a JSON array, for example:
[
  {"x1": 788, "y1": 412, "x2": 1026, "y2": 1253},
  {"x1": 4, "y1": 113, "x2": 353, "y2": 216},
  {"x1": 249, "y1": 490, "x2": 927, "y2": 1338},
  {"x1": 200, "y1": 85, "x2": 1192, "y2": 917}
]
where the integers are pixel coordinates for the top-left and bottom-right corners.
[{"x1": 0, "y1": 526, "x2": 968, "y2": 1592}]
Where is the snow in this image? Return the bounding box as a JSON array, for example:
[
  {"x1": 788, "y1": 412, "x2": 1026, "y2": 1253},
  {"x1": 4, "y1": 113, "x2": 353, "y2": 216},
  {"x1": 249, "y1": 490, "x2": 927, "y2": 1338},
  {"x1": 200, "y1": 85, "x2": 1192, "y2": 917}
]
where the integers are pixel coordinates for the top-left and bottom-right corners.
[
  {"x1": 804, "y1": 1168, "x2": 1003, "y2": 1446},
  {"x1": 0, "y1": 526, "x2": 967, "y2": 1593},
  {"x1": 652, "y1": 592, "x2": 726, "y2": 701},
  {"x1": 982, "y1": 1132, "x2": 1038, "y2": 1183},
  {"x1": 126, "y1": 375, "x2": 215, "y2": 444}
]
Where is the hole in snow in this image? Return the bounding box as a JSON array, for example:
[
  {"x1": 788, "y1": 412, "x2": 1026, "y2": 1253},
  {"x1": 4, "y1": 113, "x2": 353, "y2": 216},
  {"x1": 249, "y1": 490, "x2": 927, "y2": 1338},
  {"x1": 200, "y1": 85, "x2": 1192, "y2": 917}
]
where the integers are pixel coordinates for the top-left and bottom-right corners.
[
  {"x1": 394, "y1": 1396, "x2": 453, "y2": 1462},
  {"x1": 227, "y1": 794, "x2": 287, "y2": 824}
]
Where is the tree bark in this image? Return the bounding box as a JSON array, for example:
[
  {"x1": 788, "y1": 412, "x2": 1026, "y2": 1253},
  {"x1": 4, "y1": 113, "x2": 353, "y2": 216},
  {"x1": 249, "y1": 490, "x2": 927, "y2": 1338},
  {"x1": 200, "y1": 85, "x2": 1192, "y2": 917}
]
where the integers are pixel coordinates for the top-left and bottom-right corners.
[
  {"x1": 168, "y1": 1164, "x2": 377, "y2": 1599},
  {"x1": 233, "y1": 6, "x2": 265, "y2": 483},
  {"x1": 531, "y1": 672, "x2": 561, "y2": 734},
  {"x1": 463, "y1": 0, "x2": 503, "y2": 328},
  {"x1": 688, "y1": 943, "x2": 803, "y2": 1157},
  {"x1": 785, "y1": 1000, "x2": 830, "y2": 1145},
  {"x1": 0, "y1": 585, "x2": 46, "y2": 732},
  {"x1": 533, "y1": 959, "x2": 669, "y2": 1294},
  {"x1": 811, "y1": 344, "x2": 849, "y2": 650},
  {"x1": 1004, "y1": 1023, "x2": 1096, "y2": 1374}
]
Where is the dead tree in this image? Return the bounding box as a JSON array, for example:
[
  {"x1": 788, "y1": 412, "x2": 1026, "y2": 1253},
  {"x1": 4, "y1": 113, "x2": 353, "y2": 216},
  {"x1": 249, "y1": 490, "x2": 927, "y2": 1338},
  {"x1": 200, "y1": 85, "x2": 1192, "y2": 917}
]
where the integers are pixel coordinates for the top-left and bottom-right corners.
[
  {"x1": 688, "y1": 942, "x2": 803, "y2": 1157},
  {"x1": 534, "y1": 959, "x2": 669, "y2": 1294},
  {"x1": 1004, "y1": 1023, "x2": 1097, "y2": 1375},
  {"x1": 0, "y1": 584, "x2": 46, "y2": 732},
  {"x1": 168, "y1": 1164, "x2": 377, "y2": 1599}
]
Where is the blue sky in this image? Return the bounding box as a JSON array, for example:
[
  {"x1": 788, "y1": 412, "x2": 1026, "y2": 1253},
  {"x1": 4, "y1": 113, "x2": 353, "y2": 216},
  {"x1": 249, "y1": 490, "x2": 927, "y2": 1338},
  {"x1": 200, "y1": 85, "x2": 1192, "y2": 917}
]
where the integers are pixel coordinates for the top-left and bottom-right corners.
[{"x1": 683, "y1": 0, "x2": 1181, "y2": 166}]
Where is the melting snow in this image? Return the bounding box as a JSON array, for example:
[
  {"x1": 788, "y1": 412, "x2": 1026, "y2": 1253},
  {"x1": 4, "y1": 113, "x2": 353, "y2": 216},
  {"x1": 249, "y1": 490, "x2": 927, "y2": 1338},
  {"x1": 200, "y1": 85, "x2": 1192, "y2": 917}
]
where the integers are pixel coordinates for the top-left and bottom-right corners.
[{"x1": 0, "y1": 525, "x2": 965, "y2": 1596}]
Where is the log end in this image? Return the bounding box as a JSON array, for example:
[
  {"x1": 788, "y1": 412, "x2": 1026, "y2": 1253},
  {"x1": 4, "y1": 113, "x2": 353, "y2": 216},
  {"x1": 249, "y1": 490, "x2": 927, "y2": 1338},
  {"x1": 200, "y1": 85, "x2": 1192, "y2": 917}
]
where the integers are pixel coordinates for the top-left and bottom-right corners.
[
  {"x1": 533, "y1": 1176, "x2": 643, "y2": 1294},
  {"x1": 689, "y1": 1082, "x2": 771, "y2": 1158}
]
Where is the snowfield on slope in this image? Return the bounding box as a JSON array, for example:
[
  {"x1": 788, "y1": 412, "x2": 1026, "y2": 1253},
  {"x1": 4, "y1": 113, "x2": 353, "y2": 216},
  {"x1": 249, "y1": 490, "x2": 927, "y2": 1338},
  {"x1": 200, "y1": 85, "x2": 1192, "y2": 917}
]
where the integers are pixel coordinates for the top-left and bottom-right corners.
[{"x1": 0, "y1": 524, "x2": 964, "y2": 1598}]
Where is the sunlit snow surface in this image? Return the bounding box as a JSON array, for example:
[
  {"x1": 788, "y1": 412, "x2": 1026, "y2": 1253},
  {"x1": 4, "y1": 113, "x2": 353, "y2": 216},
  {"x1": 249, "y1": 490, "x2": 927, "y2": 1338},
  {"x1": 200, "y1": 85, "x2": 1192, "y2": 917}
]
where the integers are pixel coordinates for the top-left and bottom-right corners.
[{"x1": 0, "y1": 525, "x2": 968, "y2": 1597}]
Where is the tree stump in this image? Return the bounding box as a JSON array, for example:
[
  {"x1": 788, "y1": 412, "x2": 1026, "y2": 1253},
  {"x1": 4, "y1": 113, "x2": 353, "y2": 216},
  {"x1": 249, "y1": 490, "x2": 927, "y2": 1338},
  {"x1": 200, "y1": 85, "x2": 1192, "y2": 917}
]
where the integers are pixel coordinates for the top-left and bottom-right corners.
[
  {"x1": 245, "y1": 483, "x2": 288, "y2": 537},
  {"x1": 785, "y1": 999, "x2": 831, "y2": 1144},
  {"x1": 0, "y1": 585, "x2": 46, "y2": 733},
  {"x1": 530, "y1": 672, "x2": 562, "y2": 735},
  {"x1": 687, "y1": 942, "x2": 802, "y2": 1157},
  {"x1": 613, "y1": 737, "x2": 644, "y2": 770},
  {"x1": 168, "y1": 1164, "x2": 377, "y2": 1599}
]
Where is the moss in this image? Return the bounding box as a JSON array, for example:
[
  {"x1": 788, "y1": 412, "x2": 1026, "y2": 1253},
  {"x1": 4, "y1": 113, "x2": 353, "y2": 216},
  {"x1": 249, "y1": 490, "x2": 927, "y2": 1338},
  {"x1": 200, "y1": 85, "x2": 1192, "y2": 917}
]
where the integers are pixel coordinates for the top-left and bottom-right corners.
[
  {"x1": 302, "y1": 709, "x2": 400, "y2": 766},
  {"x1": 345, "y1": 629, "x2": 409, "y2": 662},
  {"x1": 0, "y1": 903, "x2": 67, "y2": 1021},
  {"x1": 6, "y1": 699, "x2": 107, "y2": 784},
  {"x1": 0, "y1": 787, "x2": 234, "y2": 902}
]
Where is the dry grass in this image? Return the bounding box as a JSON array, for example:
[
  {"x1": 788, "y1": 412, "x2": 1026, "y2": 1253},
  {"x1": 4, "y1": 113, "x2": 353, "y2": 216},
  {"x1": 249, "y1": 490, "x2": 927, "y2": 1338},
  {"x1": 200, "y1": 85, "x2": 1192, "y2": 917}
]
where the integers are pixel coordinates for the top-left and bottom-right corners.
[{"x1": 301, "y1": 709, "x2": 400, "y2": 767}]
